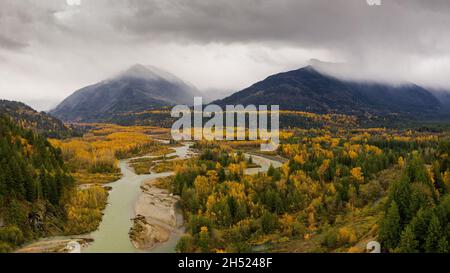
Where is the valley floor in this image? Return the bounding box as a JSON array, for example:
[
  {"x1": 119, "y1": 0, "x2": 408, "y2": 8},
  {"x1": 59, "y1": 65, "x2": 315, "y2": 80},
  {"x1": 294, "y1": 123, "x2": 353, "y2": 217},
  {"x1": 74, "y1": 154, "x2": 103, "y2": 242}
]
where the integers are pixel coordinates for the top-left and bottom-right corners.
[{"x1": 8, "y1": 123, "x2": 450, "y2": 254}]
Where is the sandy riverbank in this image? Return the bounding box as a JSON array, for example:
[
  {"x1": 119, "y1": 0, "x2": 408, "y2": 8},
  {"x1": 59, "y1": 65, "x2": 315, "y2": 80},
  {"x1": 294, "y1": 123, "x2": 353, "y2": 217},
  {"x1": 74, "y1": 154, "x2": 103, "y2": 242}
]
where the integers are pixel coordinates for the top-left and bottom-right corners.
[
  {"x1": 129, "y1": 151, "x2": 284, "y2": 251},
  {"x1": 15, "y1": 237, "x2": 92, "y2": 253},
  {"x1": 129, "y1": 178, "x2": 181, "y2": 250}
]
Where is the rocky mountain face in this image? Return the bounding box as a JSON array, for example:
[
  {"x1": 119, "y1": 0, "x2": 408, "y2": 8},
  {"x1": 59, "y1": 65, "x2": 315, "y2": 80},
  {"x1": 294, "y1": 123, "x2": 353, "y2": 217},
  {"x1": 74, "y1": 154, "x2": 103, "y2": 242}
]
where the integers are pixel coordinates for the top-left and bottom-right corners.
[{"x1": 50, "y1": 64, "x2": 202, "y2": 122}]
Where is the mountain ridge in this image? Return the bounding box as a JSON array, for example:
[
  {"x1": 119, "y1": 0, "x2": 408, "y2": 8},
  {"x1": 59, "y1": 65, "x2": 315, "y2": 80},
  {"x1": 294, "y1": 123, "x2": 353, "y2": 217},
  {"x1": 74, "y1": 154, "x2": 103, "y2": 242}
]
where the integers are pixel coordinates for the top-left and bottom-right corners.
[
  {"x1": 51, "y1": 64, "x2": 447, "y2": 124},
  {"x1": 0, "y1": 100, "x2": 74, "y2": 138},
  {"x1": 50, "y1": 64, "x2": 202, "y2": 122},
  {"x1": 214, "y1": 65, "x2": 442, "y2": 116}
]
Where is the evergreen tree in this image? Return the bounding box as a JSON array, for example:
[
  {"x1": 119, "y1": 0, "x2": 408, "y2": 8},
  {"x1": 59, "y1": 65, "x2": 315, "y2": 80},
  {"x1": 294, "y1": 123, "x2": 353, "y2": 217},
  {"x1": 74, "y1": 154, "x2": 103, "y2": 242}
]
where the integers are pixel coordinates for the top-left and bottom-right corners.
[
  {"x1": 388, "y1": 175, "x2": 412, "y2": 225},
  {"x1": 425, "y1": 214, "x2": 441, "y2": 253},
  {"x1": 267, "y1": 164, "x2": 275, "y2": 177},
  {"x1": 432, "y1": 161, "x2": 446, "y2": 195},
  {"x1": 261, "y1": 211, "x2": 277, "y2": 234},
  {"x1": 409, "y1": 208, "x2": 432, "y2": 251},
  {"x1": 437, "y1": 237, "x2": 449, "y2": 253},
  {"x1": 397, "y1": 225, "x2": 419, "y2": 253},
  {"x1": 379, "y1": 201, "x2": 401, "y2": 251}
]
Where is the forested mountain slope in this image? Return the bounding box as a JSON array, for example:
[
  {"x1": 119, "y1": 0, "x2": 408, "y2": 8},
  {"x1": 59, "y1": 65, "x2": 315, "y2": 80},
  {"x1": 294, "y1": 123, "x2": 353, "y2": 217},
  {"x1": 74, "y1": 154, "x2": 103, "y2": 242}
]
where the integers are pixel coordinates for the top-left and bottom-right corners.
[
  {"x1": 0, "y1": 100, "x2": 74, "y2": 138},
  {"x1": 215, "y1": 66, "x2": 441, "y2": 117},
  {"x1": 0, "y1": 116, "x2": 74, "y2": 252}
]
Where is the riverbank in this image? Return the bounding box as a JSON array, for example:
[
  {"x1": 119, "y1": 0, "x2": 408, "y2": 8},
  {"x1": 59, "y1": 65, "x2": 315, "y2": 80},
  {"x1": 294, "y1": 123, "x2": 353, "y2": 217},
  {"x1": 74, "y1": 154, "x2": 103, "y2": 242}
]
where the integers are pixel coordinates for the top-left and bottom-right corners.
[
  {"x1": 14, "y1": 144, "x2": 283, "y2": 253},
  {"x1": 127, "y1": 143, "x2": 194, "y2": 252},
  {"x1": 129, "y1": 178, "x2": 182, "y2": 250},
  {"x1": 83, "y1": 142, "x2": 192, "y2": 253},
  {"x1": 15, "y1": 237, "x2": 92, "y2": 253},
  {"x1": 128, "y1": 151, "x2": 285, "y2": 252},
  {"x1": 13, "y1": 140, "x2": 191, "y2": 253}
]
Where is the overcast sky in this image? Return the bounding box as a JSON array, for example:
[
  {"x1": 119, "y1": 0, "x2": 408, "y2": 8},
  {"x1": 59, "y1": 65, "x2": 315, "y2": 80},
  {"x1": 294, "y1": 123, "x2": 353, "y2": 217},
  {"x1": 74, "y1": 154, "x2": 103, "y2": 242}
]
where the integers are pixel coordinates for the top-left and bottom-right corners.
[{"x1": 1, "y1": 0, "x2": 450, "y2": 110}]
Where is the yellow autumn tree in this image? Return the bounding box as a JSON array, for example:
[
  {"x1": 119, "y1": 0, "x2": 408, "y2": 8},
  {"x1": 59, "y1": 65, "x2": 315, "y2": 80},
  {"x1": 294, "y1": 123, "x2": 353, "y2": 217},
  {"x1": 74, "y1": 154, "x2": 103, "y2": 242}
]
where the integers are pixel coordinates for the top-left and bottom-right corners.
[
  {"x1": 348, "y1": 150, "x2": 358, "y2": 160},
  {"x1": 398, "y1": 156, "x2": 405, "y2": 168},
  {"x1": 318, "y1": 159, "x2": 330, "y2": 182},
  {"x1": 194, "y1": 176, "x2": 212, "y2": 204},
  {"x1": 294, "y1": 154, "x2": 305, "y2": 165},
  {"x1": 350, "y1": 167, "x2": 364, "y2": 183},
  {"x1": 337, "y1": 227, "x2": 358, "y2": 246}
]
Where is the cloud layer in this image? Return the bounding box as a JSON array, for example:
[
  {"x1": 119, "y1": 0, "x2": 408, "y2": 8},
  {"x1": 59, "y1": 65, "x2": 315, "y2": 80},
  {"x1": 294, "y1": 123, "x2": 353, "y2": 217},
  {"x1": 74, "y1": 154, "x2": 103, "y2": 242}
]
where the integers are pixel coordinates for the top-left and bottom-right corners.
[{"x1": 1, "y1": 0, "x2": 450, "y2": 110}]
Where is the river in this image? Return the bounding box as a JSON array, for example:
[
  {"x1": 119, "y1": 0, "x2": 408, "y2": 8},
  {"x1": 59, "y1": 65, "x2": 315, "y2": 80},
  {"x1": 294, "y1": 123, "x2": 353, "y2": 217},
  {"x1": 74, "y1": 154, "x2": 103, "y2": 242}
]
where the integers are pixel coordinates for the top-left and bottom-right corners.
[
  {"x1": 84, "y1": 143, "x2": 192, "y2": 253},
  {"x1": 83, "y1": 144, "x2": 283, "y2": 253}
]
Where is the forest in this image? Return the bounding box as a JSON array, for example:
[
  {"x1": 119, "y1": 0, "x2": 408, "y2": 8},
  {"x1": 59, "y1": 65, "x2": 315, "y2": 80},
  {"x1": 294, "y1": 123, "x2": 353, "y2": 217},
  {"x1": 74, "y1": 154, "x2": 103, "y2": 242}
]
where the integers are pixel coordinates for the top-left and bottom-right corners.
[
  {"x1": 0, "y1": 121, "x2": 166, "y2": 252},
  {"x1": 0, "y1": 115, "x2": 74, "y2": 252},
  {"x1": 166, "y1": 128, "x2": 450, "y2": 253},
  {"x1": 49, "y1": 124, "x2": 172, "y2": 184},
  {"x1": 2, "y1": 110, "x2": 450, "y2": 253}
]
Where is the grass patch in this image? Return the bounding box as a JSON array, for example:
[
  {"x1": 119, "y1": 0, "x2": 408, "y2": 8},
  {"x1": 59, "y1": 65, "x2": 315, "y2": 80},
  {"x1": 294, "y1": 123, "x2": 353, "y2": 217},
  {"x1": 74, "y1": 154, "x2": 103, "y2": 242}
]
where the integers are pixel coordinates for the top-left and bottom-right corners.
[
  {"x1": 72, "y1": 171, "x2": 122, "y2": 185},
  {"x1": 129, "y1": 155, "x2": 178, "y2": 174}
]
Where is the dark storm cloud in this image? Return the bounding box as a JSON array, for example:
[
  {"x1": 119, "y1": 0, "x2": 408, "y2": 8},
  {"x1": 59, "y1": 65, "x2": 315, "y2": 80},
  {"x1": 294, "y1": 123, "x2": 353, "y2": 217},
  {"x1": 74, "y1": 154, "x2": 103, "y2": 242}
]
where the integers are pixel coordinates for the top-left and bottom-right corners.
[
  {"x1": 106, "y1": 0, "x2": 450, "y2": 85},
  {"x1": 2, "y1": 0, "x2": 450, "y2": 55},
  {"x1": 115, "y1": 0, "x2": 450, "y2": 55},
  {"x1": 1, "y1": 0, "x2": 450, "y2": 110}
]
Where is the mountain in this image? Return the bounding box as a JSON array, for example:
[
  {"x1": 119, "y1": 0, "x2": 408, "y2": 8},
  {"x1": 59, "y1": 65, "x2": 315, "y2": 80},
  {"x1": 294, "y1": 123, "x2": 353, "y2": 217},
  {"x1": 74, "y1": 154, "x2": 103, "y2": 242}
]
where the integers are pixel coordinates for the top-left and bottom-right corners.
[
  {"x1": 429, "y1": 89, "x2": 450, "y2": 113},
  {"x1": 50, "y1": 64, "x2": 202, "y2": 122},
  {"x1": 214, "y1": 66, "x2": 442, "y2": 116},
  {"x1": 0, "y1": 100, "x2": 73, "y2": 138}
]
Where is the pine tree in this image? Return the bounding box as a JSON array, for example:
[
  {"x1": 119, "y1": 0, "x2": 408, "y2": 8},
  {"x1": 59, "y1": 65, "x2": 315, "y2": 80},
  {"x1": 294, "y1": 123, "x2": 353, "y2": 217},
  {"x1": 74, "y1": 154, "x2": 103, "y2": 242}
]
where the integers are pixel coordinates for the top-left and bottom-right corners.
[
  {"x1": 218, "y1": 167, "x2": 226, "y2": 182},
  {"x1": 267, "y1": 164, "x2": 275, "y2": 177},
  {"x1": 397, "y1": 225, "x2": 419, "y2": 253},
  {"x1": 389, "y1": 175, "x2": 412, "y2": 225},
  {"x1": 261, "y1": 211, "x2": 277, "y2": 234},
  {"x1": 379, "y1": 201, "x2": 401, "y2": 251},
  {"x1": 425, "y1": 214, "x2": 441, "y2": 253},
  {"x1": 432, "y1": 161, "x2": 446, "y2": 194},
  {"x1": 437, "y1": 237, "x2": 449, "y2": 253},
  {"x1": 409, "y1": 208, "x2": 432, "y2": 251}
]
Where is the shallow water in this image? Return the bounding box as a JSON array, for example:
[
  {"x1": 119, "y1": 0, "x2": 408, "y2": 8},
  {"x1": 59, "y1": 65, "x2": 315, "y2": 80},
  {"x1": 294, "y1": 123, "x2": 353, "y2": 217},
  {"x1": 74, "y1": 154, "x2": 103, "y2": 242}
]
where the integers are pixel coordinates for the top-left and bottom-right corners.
[
  {"x1": 84, "y1": 143, "x2": 191, "y2": 253},
  {"x1": 83, "y1": 144, "x2": 281, "y2": 253}
]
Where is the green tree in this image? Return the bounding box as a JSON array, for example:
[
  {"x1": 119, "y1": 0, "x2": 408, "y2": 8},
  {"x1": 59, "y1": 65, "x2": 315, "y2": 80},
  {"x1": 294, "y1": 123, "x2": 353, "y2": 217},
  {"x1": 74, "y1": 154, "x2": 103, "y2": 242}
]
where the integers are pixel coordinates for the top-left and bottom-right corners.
[
  {"x1": 388, "y1": 175, "x2": 412, "y2": 225},
  {"x1": 425, "y1": 214, "x2": 441, "y2": 253},
  {"x1": 396, "y1": 225, "x2": 419, "y2": 253},
  {"x1": 379, "y1": 201, "x2": 401, "y2": 251},
  {"x1": 267, "y1": 164, "x2": 275, "y2": 177},
  {"x1": 437, "y1": 237, "x2": 449, "y2": 253},
  {"x1": 176, "y1": 235, "x2": 195, "y2": 253},
  {"x1": 261, "y1": 211, "x2": 278, "y2": 234},
  {"x1": 432, "y1": 161, "x2": 446, "y2": 195},
  {"x1": 409, "y1": 208, "x2": 432, "y2": 251}
]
